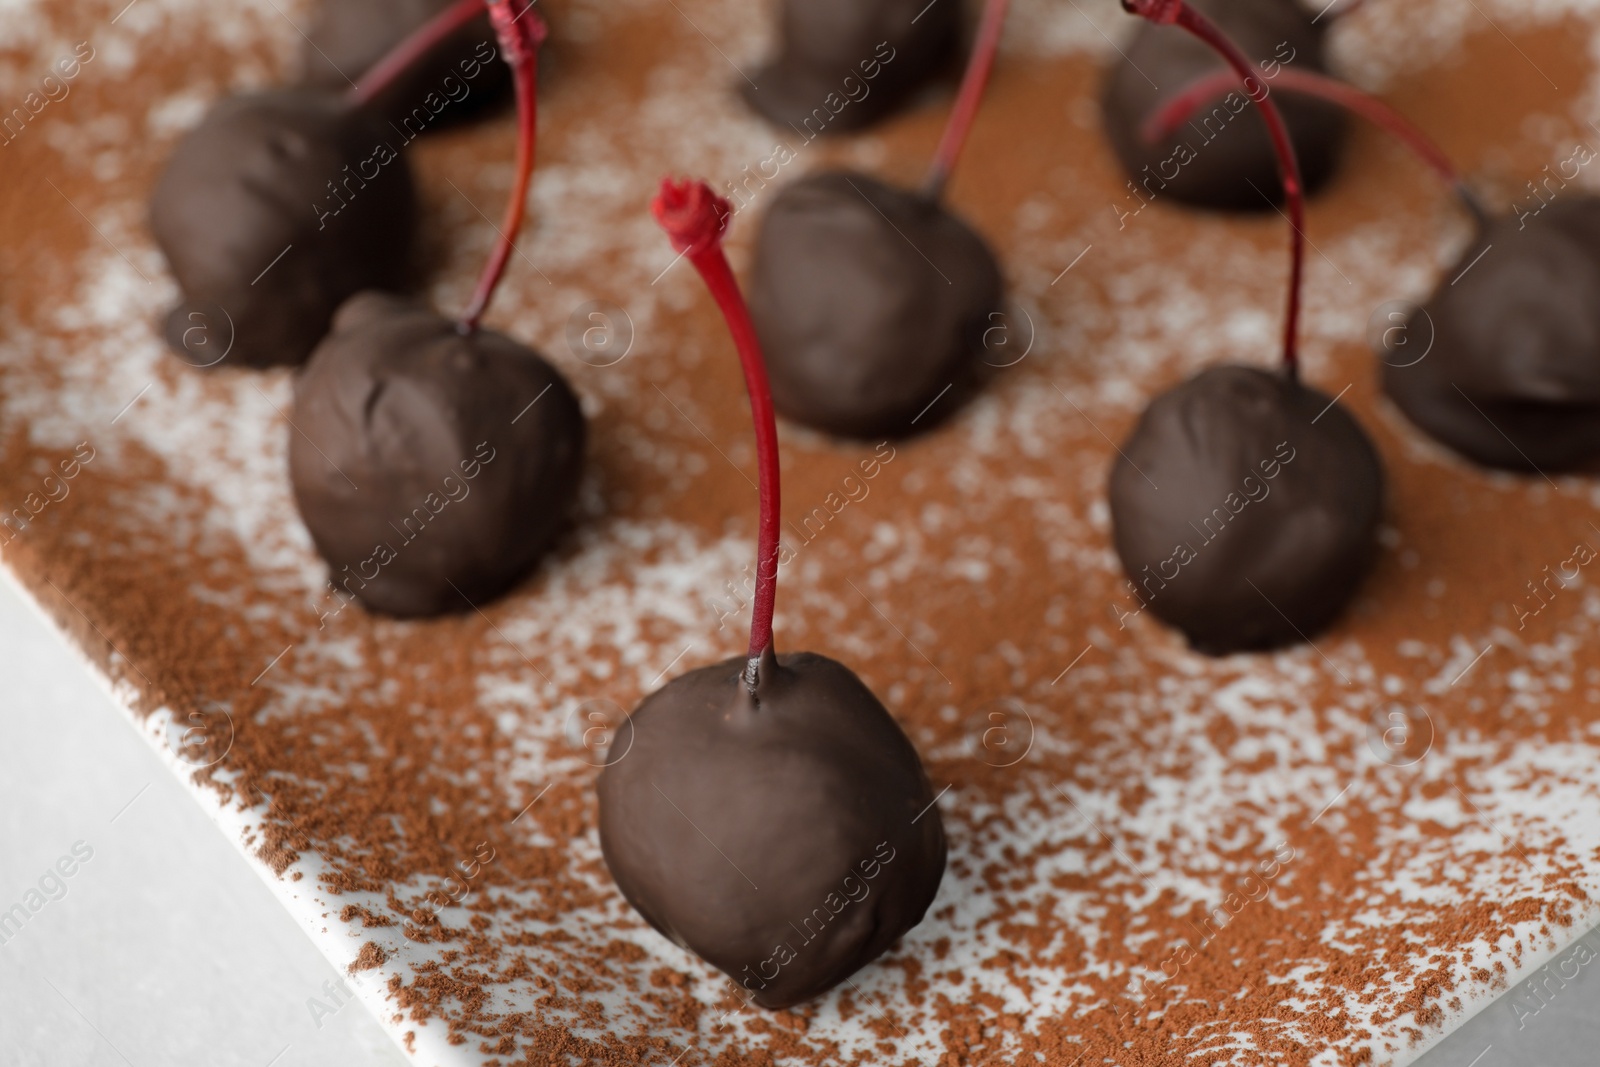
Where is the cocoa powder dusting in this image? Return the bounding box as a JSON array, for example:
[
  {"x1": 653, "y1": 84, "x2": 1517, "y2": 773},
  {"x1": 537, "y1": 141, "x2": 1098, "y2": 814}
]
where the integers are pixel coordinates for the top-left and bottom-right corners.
[
  {"x1": 353, "y1": 941, "x2": 391, "y2": 974},
  {"x1": 3, "y1": 1, "x2": 1600, "y2": 1064}
]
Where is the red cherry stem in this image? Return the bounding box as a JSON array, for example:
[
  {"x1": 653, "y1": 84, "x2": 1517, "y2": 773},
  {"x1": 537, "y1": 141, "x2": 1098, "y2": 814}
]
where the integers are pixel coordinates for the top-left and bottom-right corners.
[
  {"x1": 925, "y1": 0, "x2": 1012, "y2": 199},
  {"x1": 348, "y1": 0, "x2": 487, "y2": 109},
  {"x1": 458, "y1": 0, "x2": 546, "y2": 333},
  {"x1": 1122, "y1": 0, "x2": 1305, "y2": 379},
  {"x1": 1142, "y1": 67, "x2": 1486, "y2": 222},
  {"x1": 652, "y1": 180, "x2": 781, "y2": 683}
]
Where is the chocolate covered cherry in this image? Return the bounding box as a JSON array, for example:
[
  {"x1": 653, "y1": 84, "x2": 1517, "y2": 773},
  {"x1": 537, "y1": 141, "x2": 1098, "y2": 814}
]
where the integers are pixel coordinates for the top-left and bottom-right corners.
[
  {"x1": 599, "y1": 648, "x2": 946, "y2": 1009},
  {"x1": 748, "y1": 0, "x2": 1010, "y2": 438},
  {"x1": 289, "y1": 292, "x2": 583, "y2": 617},
  {"x1": 289, "y1": 1, "x2": 581, "y2": 617},
  {"x1": 750, "y1": 172, "x2": 1001, "y2": 437},
  {"x1": 1109, "y1": 0, "x2": 1384, "y2": 654},
  {"x1": 1384, "y1": 197, "x2": 1600, "y2": 472},
  {"x1": 1111, "y1": 367, "x2": 1382, "y2": 653},
  {"x1": 599, "y1": 179, "x2": 947, "y2": 1010},
  {"x1": 743, "y1": 0, "x2": 959, "y2": 134},
  {"x1": 150, "y1": 89, "x2": 416, "y2": 369},
  {"x1": 1102, "y1": 0, "x2": 1346, "y2": 212}
]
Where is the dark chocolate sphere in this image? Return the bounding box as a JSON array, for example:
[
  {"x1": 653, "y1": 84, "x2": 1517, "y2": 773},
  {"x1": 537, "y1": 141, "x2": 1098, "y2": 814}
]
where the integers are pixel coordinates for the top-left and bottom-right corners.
[
  {"x1": 1101, "y1": 0, "x2": 1347, "y2": 212},
  {"x1": 749, "y1": 170, "x2": 1003, "y2": 438},
  {"x1": 150, "y1": 89, "x2": 417, "y2": 370},
  {"x1": 300, "y1": 0, "x2": 512, "y2": 127},
  {"x1": 742, "y1": 0, "x2": 959, "y2": 134},
  {"x1": 289, "y1": 292, "x2": 585, "y2": 617},
  {"x1": 597, "y1": 649, "x2": 947, "y2": 1010},
  {"x1": 1109, "y1": 366, "x2": 1383, "y2": 655},
  {"x1": 1382, "y1": 197, "x2": 1600, "y2": 472}
]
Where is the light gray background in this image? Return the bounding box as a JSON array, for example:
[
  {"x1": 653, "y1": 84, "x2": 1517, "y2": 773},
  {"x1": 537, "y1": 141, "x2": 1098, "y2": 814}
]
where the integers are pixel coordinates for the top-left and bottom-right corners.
[
  {"x1": 0, "y1": 571, "x2": 1589, "y2": 1066},
  {"x1": 0, "y1": 574, "x2": 405, "y2": 1067},
  {"x1": 1411, "y1": 917, "x2": 1600, "y2": 1067}
]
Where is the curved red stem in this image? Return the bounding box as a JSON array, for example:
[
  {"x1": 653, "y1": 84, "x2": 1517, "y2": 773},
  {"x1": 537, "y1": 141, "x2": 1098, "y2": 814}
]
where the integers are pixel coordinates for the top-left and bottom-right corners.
[
  {"x1": 459, "y1": 0, "x2": 546, "y2": 333},
  {"x1": 925, "y1": 0, "x2": 1012, "y2": 198},
  {"x1": 652, "y1": 180, "x2": 781, "y2": 678},
  {"x1": 348, "y1": 0, "x2": 487, "y2": 109},
  {"x1": 1122, "y1": 0, "x2": 1305, "y2": 379},
  {"x1": 1143, "y1": 66, "x2": 1485, "y2": 220}
]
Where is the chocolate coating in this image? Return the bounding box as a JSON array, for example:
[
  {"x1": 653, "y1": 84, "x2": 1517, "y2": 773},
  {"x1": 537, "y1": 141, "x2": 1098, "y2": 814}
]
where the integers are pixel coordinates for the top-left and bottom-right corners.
[
  {"x1": 150, "y1": 89, "x2": 417, "y2": 370},
  {"x1": 742, "y1": 0, "x2": 959, "y2": 134},
  {"x1": 597, "y1": 649, "x2": 947, "y2": 1010},
  {"x1": 1109, "y1": 366, "x2": 1383, "y2": 655},
  {"x1": 1382, "y1": 197, "x2": 1600, "y2": 472},
  {"x1": 1101, "y1": 0, "x2": 1347, "y2": 212},
  {"x1": 749, "y1": 170, "x2": 1003, "y2": 438},
  {"x1": 300, "y1": 0, "x2": 512, "y2": 127},
  {"x1": 290, "y1": 292, "x2": 585, "y2": 617}
]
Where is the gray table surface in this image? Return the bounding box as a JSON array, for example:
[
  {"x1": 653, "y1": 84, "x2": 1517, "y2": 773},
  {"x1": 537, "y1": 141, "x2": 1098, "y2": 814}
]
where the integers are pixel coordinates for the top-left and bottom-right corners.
[
  {"x1": 0, "y1": 573, "x2": 405, "y2": 1067},
  {"x1": 1411, "y1": 917, "x2": 1600, "y2": 1067},
  {"x1": 0, "y1": 571, "x2": 1590, "y2": 1066}
]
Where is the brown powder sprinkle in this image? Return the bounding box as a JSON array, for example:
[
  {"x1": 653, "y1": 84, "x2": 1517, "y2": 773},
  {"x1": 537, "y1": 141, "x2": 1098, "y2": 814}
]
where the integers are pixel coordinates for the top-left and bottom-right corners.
[{"x1": 351, "y1": 941, "x2": 390, "y2": 974}]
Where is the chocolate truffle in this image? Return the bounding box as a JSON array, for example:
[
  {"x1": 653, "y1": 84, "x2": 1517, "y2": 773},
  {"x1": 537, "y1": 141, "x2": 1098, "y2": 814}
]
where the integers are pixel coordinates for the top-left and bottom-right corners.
[
  {"x1": 1101, "y1": 0, "x2": 1347, "y2": 212},
  {"x1": 597, "y1": 648, "x2": 947, "y2": 1010},
  {"x1": 1110, "y1": 365, "x2": 1383, "y2": 655},
  {"x1": 150, "y1": 89, "x2": 416, "y2": 370},
  {"x1": 1382, "y1": 197, "x2": 1600, "y2": 472},
  {"x1": 749, "y1": 170, "x2": 1003, "y2": 438},
  {"x1": 742, "y1": 0, "x2": 959, "y2": 134},
  {"x1": 289, "y1": 292, "x2": 584, "y2": 617},
  {"x1": 300, "y1": 0, "x2": 512, "y2": 128}
]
